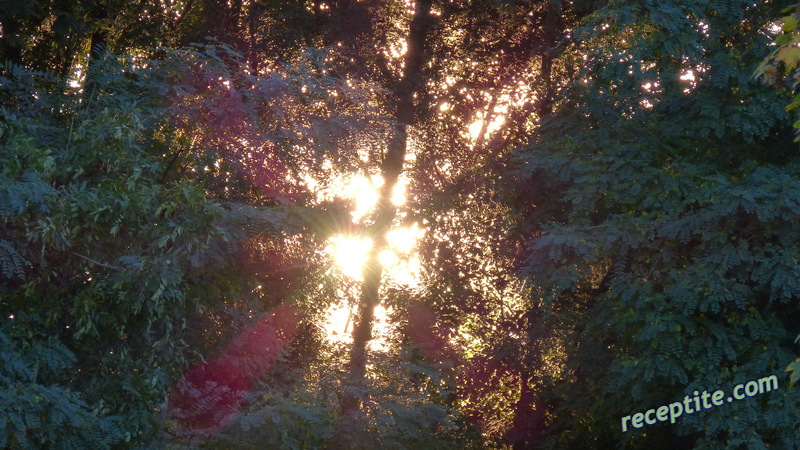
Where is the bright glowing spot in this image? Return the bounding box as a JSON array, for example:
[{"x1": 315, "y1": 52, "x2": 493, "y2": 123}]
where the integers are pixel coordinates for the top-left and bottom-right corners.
[
  {"x1": 468, "y1": 115, "x2": 506, "y2": 141},
  {"x1": 392, "y1": 178, "x2": 406, "y2": 206},
  {"x1": 343, "y1": 174, "x2": 383, "y2": 221},
  {"x1": 323, "y1": 302, "x2": 394, "y2": 351},
  {"x1": 324, "y1": 301, "x2": 354, "y2": 341},
  {"x1": 679, "y1": 70, "x2": 697, "y2": 94},
  {"x1": 387, "y1": 224, "x2": 421, "y2": 253},
  {"x1": 385, "y1": 255, "x2": 422, "y2": 287},
  {"x1": 379, "y1": 250, "x2": 398, "y2": 267},
  {"x1": 488, "y1": 114, "x2": 505, "y2": 133},
  {"x1": 369, "y1": 304, "x2": 393, "y2": 351},
  {"x1": 469, "y1": 119, "x2": 484, "y2": 138},
  {"x1": 327, "y1": 225, "x2": 421, "y2": 283},
  {"x1": 383, "y1": 224, "x2": 424, "y2": 286},
  {"x1": 327, "y1": 235, "x2": 372, "y2": 279},
  {"x1": 390, "y1": 40, "x2": 408, "y2": 59},
  {"x1": 327, "y1": 224, "x2": 422, "y2": 284},
  {"x1": 68, "y1": 64, "x2": 85, "y2": 89},
  {"x1": 358, "y1": 147, "x2": 370, "y2": 162}
]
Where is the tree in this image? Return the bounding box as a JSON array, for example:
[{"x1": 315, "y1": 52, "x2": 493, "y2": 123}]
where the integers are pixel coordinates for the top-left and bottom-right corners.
[
  {"x1": 0, "y1": 42, "x2": 309, "y2": 444},
  {"x1": 341, "y1": 0, "x2": 434, "y2": 414},
  {"x1": 509, "y1": 0, "x2": 800, "y2": 447},
  {"x1": 756, "y1": 1, "x2": 800, "y2": 394},
  {"x1": 10, "y1": 0, "x2": 800, "y2": 448}
]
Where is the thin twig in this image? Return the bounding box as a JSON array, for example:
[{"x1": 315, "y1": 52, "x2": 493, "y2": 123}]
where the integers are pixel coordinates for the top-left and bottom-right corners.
[
  {"x1": 69, "y1": 251, "x2": 124, "y2": 271},
  {"x1": 66, "y1": 114, "x2": 76, "y2": 152}
]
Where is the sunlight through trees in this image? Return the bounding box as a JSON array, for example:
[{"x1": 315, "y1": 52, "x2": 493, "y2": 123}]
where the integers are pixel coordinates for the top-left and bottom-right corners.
[{"x1": 2, "y1": 0, "x2": 800, "y2": 448}]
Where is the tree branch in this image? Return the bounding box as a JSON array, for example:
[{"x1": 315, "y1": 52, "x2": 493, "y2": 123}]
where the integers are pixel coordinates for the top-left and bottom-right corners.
[{"x1": 69, "y1": 251, "x2": 125, "y2": 272}]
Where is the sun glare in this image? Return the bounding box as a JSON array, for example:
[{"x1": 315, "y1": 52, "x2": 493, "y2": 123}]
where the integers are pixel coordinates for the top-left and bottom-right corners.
[
  {"x1": 320, "y1": 167, "x2": 422, "y2": 346},
  {"x1": 324, "y1": 301, "x2": 355, "y2": 341},
  {"x1": 327, "y1": 222, "x2": 422, "y2": 281},
  {"x1": 327, "y1": 235, "x2": 373, "y2": 279},
  {"x1": 343, "y1": 173, "x2": 408, "y2": 219},
  {"x1": 387, "y1": 223, "x2": 421, "y2": 253},
  {"x1": 323, "y1": 228, "x2": 412, "y2": 349},
  {"x1": 345, "y1": 174, "x2": 383, "y2": 221},
  {"x1": 468, "y1": 115, "x2": 506, "y2": 142},
  {"x1": 323, "y1": 302, "x2": 394, "y2": 351}
]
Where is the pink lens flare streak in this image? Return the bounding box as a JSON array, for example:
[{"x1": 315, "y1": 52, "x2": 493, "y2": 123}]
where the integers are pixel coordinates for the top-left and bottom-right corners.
[{"x1": 167, "y1": 304, "x2": 298, "y2": 438}]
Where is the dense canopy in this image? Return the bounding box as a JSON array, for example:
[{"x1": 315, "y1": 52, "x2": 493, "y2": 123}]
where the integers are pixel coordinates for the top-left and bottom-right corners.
[{"x1": 1, "y1": 0, "x2": 799, "y2": 448}]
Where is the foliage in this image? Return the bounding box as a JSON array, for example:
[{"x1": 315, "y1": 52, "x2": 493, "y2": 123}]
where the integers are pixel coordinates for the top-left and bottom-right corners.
[
  {"x1": 0, "y1": 47, "x2": 303, "y2": 444},
  {"x1": 0, "y1": 31, "x2": 479, "y2": 446},
  {"x1": 0, "y1": 326, "x2": 123, "y2": 448},
  {"x1": 202, "y1": 352, "x2": 479, "y2": 449},
  {"x1": 755, "y1": 3, "x2": 800, "y2": 390},
  {"x1": 6, "y1": 0, "x2": 800, "y2": 448},
  {"x1": 509, "y1": 0, "x2": 800, "y2": 448},
  {"x1": 757, "y1": 4, "x2": 800, "y2": 138}
]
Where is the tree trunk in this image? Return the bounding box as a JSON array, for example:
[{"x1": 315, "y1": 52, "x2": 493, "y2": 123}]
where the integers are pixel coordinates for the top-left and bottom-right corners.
[
  {"x1": 246, "y1": 0, "x2": 260, "y2": 75},
  {"x1": 536, "y1": 0, "x2": 561, "y2": 118},
  {"x1": 342, "y1": 0, "x2": 433, "y2": 412},
  {"x1": 82, "y1": 6, "x2": 108, "y2": 104}
]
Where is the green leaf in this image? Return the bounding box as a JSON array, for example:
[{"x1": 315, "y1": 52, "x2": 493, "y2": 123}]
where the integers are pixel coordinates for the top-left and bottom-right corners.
[
  {"x1": 787, "y1": 358, "x2": 800, "y2": 387},
  {"x1": 776, "y1": 33, "x2": 793, "y2": 46},
  {"x1": 786, "y1": 96, "x2": 800, "y2": 112},
  {"x1": 783, "y1": 17, "x2": 797, "y2": 32}
]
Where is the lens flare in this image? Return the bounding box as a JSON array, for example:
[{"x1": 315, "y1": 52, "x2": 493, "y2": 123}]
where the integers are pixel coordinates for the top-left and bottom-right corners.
[{"x1": 326, "y1": 235, "x2": 372, "y2": 279}]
